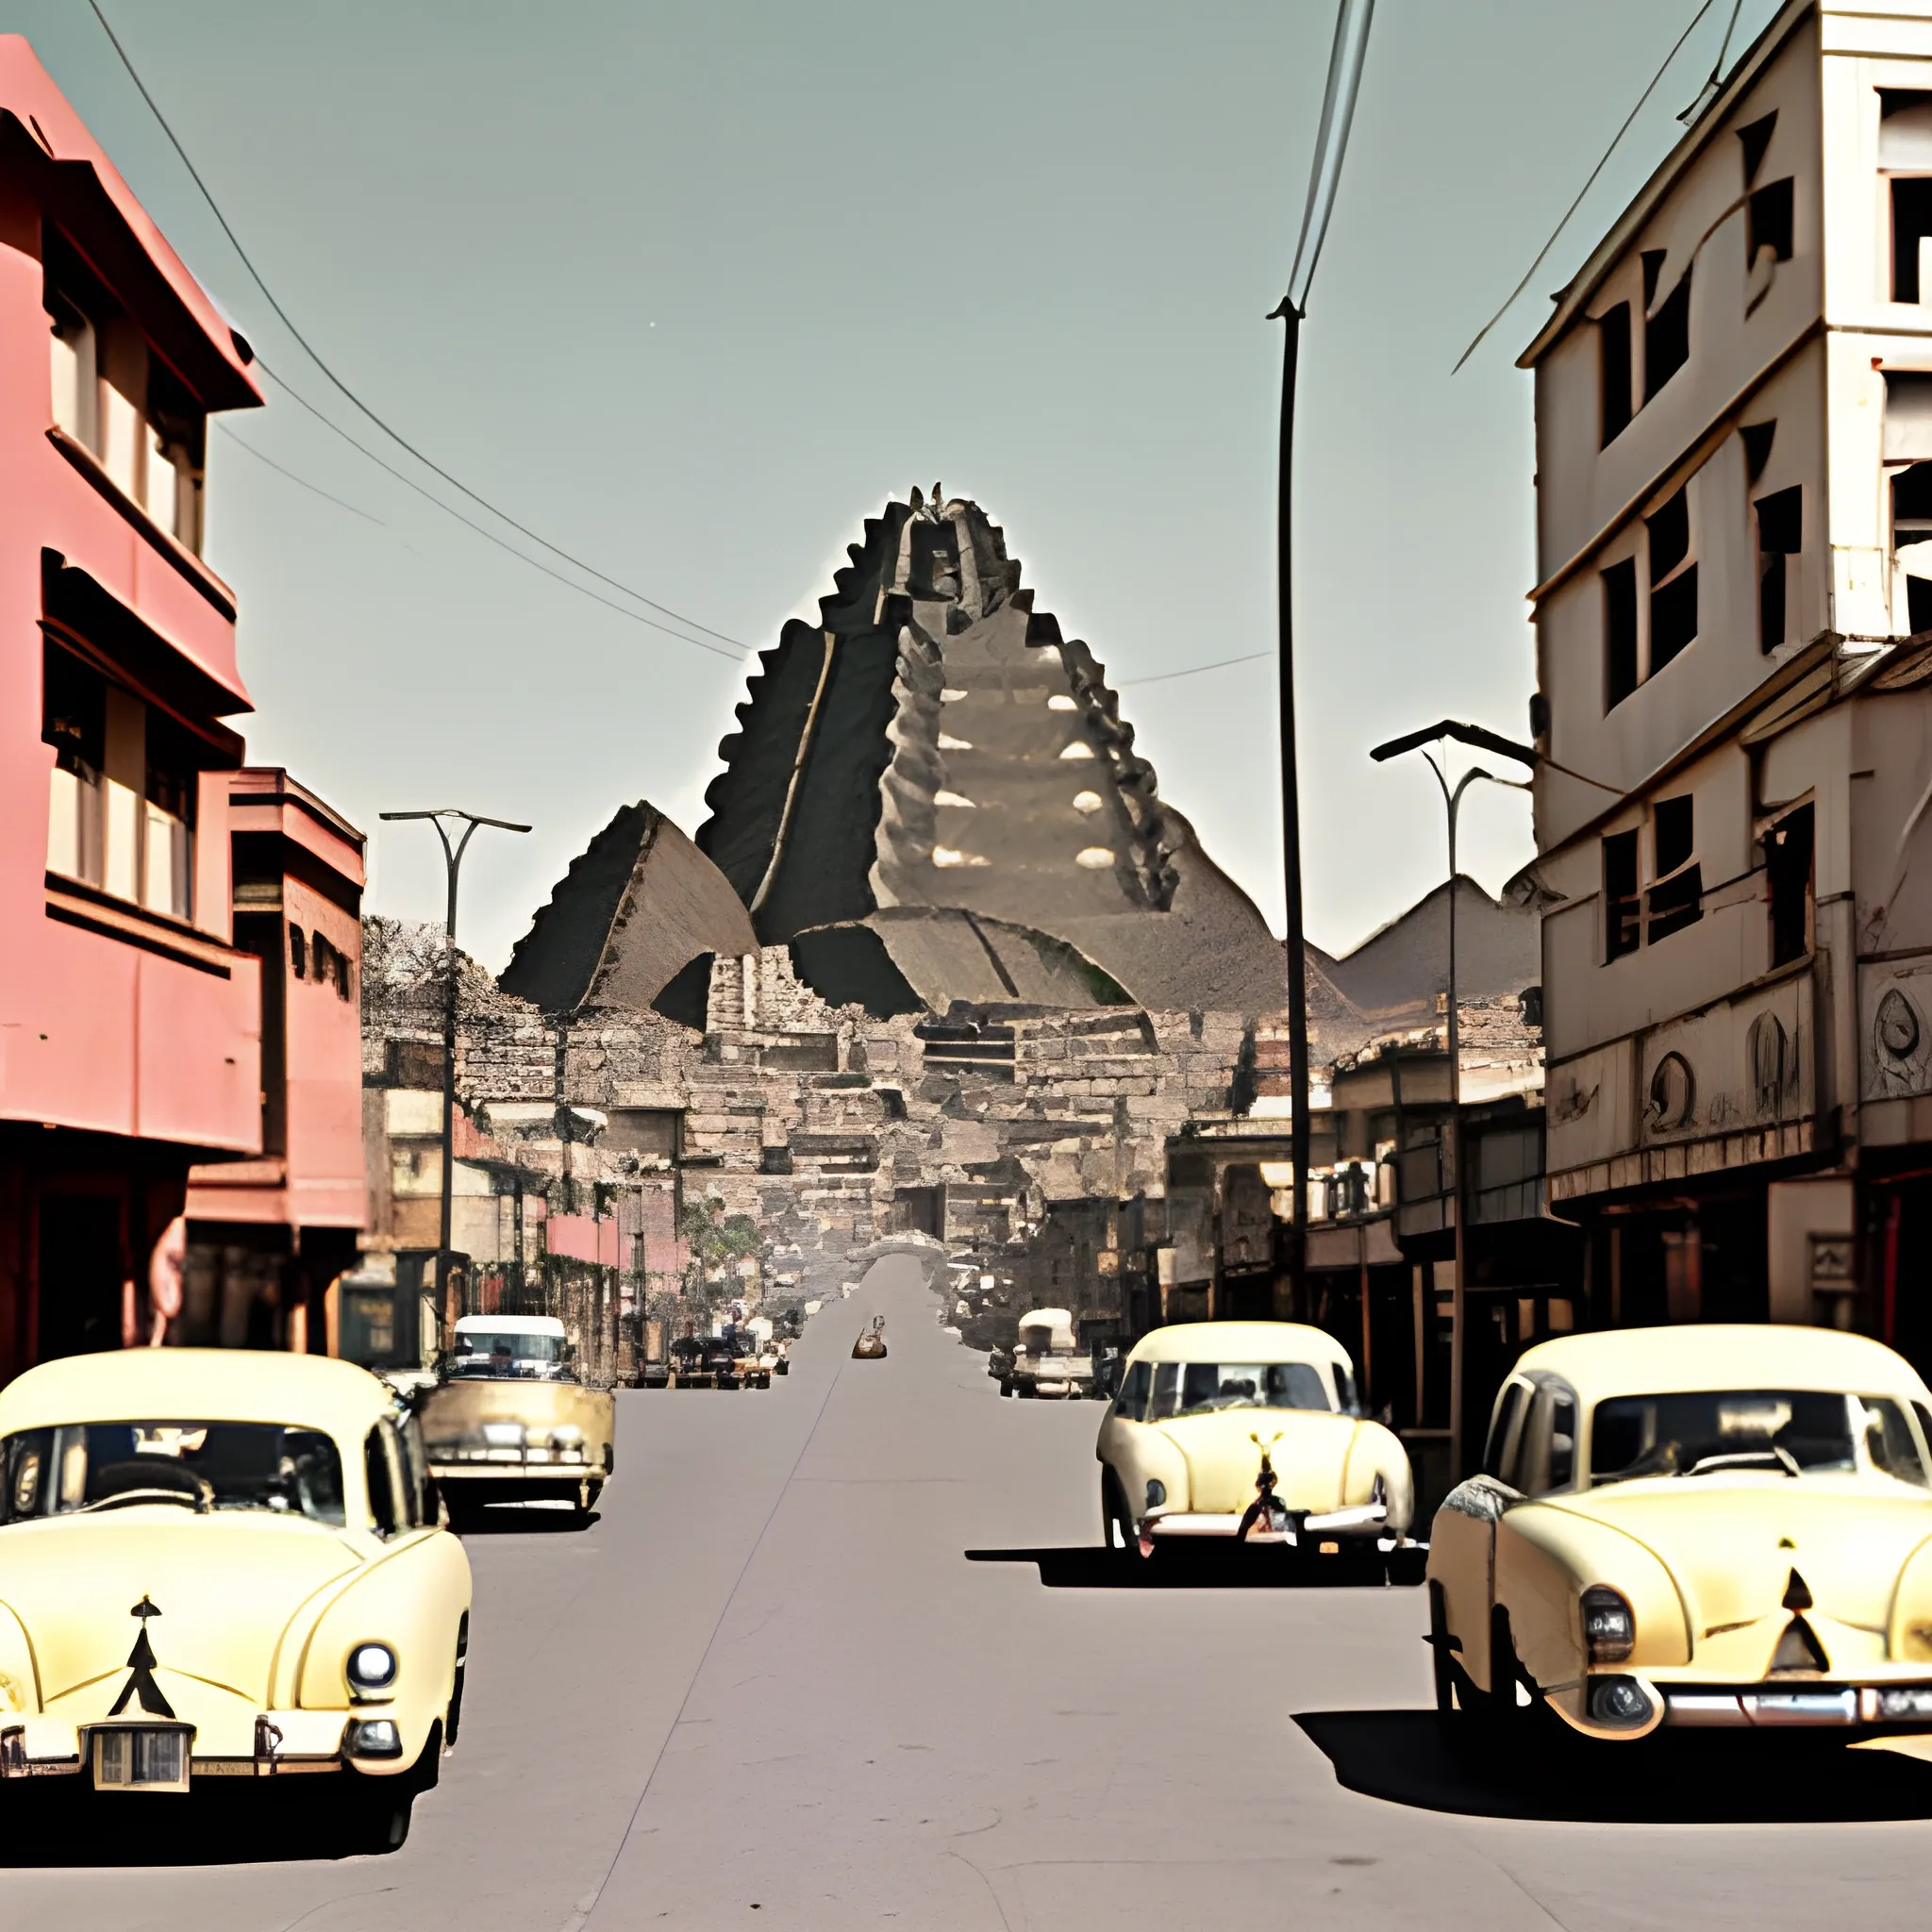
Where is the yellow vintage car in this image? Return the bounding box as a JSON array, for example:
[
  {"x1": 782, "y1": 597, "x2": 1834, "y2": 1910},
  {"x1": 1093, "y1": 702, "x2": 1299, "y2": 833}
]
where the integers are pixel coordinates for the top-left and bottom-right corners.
[
  {"x1": 1427, "y1": 1324, "x2": 1932, "y2": 1743},
  {"x1": 1095, "y1": 1321, "x2": 1413, "y2": 1557},
  {"x1": 417, "y1": 1315, "x2": 614, "y2": 1518},
  {"x1": 0, "y1": 1348, "x2": 471, "y2": 1850}
]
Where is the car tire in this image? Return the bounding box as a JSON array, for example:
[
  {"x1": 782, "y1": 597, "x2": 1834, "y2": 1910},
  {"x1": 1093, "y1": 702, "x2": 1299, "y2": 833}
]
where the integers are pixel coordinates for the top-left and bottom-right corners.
[
  {"x1": 446, "y1": 1619, "x2": 469, "y2": 1749},
  {"x1": 325, "y1": 1772, "x2": 416, "y2": 1857}
]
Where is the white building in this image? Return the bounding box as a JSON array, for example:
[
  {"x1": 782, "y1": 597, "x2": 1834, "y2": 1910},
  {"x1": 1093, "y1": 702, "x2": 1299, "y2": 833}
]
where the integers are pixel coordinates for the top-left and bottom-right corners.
[{"x1": 1525, "y1": 0, "x2": 1932, "y2": 1358}]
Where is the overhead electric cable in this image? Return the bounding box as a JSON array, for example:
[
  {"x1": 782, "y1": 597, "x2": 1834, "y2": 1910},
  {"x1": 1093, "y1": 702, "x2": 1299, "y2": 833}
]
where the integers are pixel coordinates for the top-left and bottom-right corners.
[
  {"x1": 82, "y1": 0, "x2": 748, "y2": 654},
  {"x1": 257, "y1": 361, "x2": 742, "y2": 660},
  {"x1": 214, "y1": 423, "x2": 384, "y2": 524},
  {"x1": 1117, "y1": 651, "x2": 1273, "y2": 687},
  {"x1": 1451, "y1": 0, "x2": 1717, "y2": 374}
]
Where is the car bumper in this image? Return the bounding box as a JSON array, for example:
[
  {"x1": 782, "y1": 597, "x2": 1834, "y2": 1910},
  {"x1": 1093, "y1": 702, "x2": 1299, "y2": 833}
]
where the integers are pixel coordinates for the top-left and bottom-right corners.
[
  {"x1": 0, "y1": 1709, "x2": 392, "y2": 1784},
  {"x1": 1141, "y1": 1503, "x2": 1396, "y2": 1549},
  {"x1": 1545, "y1": 1673, "x2": 1932, "y2": 1740}
]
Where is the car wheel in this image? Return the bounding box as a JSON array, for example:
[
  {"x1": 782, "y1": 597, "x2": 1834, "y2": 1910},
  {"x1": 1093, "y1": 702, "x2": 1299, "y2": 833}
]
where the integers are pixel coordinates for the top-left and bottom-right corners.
[
  {"x1": 999, "y1": 1378, "x2": 1014, "y2": 1397},
  {"x1": 445, "y1": 1620, "x2": 469, "y2": 1749},
  {"x1": 325, "y1": 1774, "x2": 415, "y2": 1857}
]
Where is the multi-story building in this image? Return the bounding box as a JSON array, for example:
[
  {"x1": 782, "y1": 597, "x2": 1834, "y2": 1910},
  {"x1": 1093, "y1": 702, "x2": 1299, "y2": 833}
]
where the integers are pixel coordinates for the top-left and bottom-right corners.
[
  {"x1": 183, "y1": 771, "x2": 367, "y2": 1350},
  {"x1": 1525, "y1": 1, "x2": 1932, "y2": 1365},
  {"x1": 0, "y1": 41, "x2": 266, "y2": 1374}
]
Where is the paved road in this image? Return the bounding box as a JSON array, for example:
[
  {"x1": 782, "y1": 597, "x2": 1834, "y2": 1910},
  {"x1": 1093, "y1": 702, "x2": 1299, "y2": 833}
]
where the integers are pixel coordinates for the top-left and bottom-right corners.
[{"x1": 13, "y1": 1255, "x2": 1932, "y2": 1928}]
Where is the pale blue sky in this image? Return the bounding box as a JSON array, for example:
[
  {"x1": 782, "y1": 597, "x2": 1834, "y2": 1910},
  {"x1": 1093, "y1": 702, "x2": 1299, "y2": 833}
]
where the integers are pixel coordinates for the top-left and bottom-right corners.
[{"x1": 15, "y1": 1, "x2": 1782, "y2": 967}]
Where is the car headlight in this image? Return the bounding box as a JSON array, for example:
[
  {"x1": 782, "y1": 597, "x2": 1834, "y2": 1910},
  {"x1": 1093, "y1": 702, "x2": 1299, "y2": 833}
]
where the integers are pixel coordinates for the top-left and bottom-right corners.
[
  {"x1": 346, "y1": 1718, "x2": 403, "y2": 1758},
  {"x1": 1145, "y1": 1478, "x2": 1166, "y2": 1509},
  {"x1": 1581, "y1": 1586, "x2": 1635, "y2": 1663},
  {"x1": 345, "y1": 1642, "x2": 399, "y2": 1700}
]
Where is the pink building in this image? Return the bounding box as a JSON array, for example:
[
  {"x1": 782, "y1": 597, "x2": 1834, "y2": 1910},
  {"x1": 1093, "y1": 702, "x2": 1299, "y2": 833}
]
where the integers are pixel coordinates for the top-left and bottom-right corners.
[
  {"x1": 184, "y1": 772, "x2": 366, "y2": 1351},
  {"x1": 0, "y1": 42, "x2": 359, "y2": 1374}
]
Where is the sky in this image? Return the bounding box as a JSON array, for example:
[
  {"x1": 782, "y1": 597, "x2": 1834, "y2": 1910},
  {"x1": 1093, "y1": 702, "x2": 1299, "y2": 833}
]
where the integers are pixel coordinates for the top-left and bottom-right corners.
[{"x1": 14, "y1": 0, "x2": 1786, "y2": 969}]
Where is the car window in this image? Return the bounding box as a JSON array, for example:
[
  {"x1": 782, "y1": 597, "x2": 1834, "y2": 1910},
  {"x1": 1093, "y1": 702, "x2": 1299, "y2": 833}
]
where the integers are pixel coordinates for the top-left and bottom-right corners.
[
  {"x1": 1859, "y1": 1396, "x2": 1931, "y2": 1486},
  {"x1": 1112, "y1": 1359, "x2": 1152, "y2": 1422},
  {"x1": 1146, "y1": 1362, "x2": 1333, "y2": 1421},
  {"x1": 1482, "y1": 1382, "x2": 1527, "y2": 1484},
  {"x1": 1547, "y1": 1391, "x2": 1577, "y2": 1491},
  {"x1": 365, "y1": 1426, "x2": 400, "y2": 1536},
  {"x1": 1334, "y1": 1364, "x2": 1361, "y2": 1417},
  {"x1": 396, "y1": 1412, "x2": 433, "y2": 1524},
  {"x1": 0, "y1": 1422, "x2": 344, "y2": 1525},
  {"x1": 1590, "y1": 1390, "x2": 1901, "y2": 1483}
]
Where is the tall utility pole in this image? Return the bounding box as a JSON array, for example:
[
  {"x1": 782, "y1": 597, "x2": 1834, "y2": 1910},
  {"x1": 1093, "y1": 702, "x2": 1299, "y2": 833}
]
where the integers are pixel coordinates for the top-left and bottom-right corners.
[
  {"x1": 1271, "y1": 0, "x2": 1375, "y2": 1312},
  {"x1": 380, "y1": 808, "x2": 531, "y2": 1342}
]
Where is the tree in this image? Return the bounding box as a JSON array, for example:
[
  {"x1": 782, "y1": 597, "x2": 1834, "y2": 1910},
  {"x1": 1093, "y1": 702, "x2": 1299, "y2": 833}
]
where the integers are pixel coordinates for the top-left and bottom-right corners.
[{"x1": 676, "y1": 1196, "x2": 766, "y2": 1329}]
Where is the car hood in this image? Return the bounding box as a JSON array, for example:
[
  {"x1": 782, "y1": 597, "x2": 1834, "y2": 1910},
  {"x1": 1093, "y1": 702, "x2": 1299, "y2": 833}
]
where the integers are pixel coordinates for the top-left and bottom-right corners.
[
  {"x1": 0, "y1": 1510, "x2": 362, "y2": 1713},
  {"x1": 1541, "y1": 1478, "x2": 1932, "y2": 1672},
  {"x1": 1150, "y1": 1408, "x2": 1359, "y2": 1513}
]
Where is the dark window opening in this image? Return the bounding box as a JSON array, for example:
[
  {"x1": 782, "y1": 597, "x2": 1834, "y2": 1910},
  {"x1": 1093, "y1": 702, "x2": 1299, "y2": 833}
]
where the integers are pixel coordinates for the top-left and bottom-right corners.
[
  {"x1": 289, "y1": 924, "x2": 308, "y2": 979},
  {"x1": 1598, "y1": 304, "x2": 1633, "y2": 445},
  {"x1": 1911, "y1": 575, "x2": 1932, "y2": 636},
  {"x1": 1650, "y1": 565, "x2": 1698, "y2": 672},
  {"x1": 42, "y1": 638, "x2": 105, "y2": 774},
  {"x1": 1741, "y1": 420, "x2": 1776, "y2": 482},
  {"x1": 1644, "y1": 266, "x2": 1691, "y2": 400},
  {"x1": 1528, "y1": 691, "x2": 1551, "y2": 741},
  {"x1": 1647, "y1": 490, "x2": 1690, "y2": 578},
  {"x1": 1894, "y1": 464, "x2": 1932, "y2": 635},
  {"x1": 1604, "y1": 830, "x2": 1640, "y2": 962},
  {"x1": 1766, "y1": 802, "x2": 1815, "y2": 968},
  {"x1": 1737, "y1": 110, "x2": 1777, "y2": 185},
  {"x1": 142, "y1": 708, "x2": 201, "y2": 824},
  {"x1": 1748, "y1": 177, "x2": 1794, "y2": 264},
  {"x1": 1655, "y1": 794, "x2": 1694, "y2": 876},
  {"x1": 1648, "y1": 864, "x2": 1704, "y2": 943},
  {"x1": 1756, "y1": 484, "x2": 1802, "y2": 651},
  {"x1": 1603, "y1": 558, "x2": 1639, "y2": 709},
  {"x1": 1893, "y1": 176, "x2": 1932, "y2": 303}
]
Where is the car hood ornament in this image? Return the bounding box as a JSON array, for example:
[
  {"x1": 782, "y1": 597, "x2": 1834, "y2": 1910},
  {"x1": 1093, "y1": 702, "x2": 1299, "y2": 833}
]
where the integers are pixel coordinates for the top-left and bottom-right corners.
[{"x1": 108, "y1": 1594, "x2": 175, "y2": 1719}]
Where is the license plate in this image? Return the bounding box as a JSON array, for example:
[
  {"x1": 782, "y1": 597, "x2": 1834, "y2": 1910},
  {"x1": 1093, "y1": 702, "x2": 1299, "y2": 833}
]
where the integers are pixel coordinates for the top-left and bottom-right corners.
[{"x1": 93, "y1": 1725, "x2": 191, "y2": 1791}]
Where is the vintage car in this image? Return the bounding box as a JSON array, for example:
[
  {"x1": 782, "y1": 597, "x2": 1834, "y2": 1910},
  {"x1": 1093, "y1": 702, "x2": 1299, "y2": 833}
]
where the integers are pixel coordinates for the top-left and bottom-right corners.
[
  {"x1": 1427, "y1": 1324, "x2": 1932, "y2": 1744},
  {"x1": 416, "y1": 1314, "x2": 614, "y2": 1517},
  {"x1": 1004, "y1": 1307, "x2": 1091, "y2": 1398},
  {"x1": 1096, "y1": 1321, "x2": 1412, "y2": 1557},
  {"x1": 0, "y1": 1348, "x2": 470, "y2": 1850}
]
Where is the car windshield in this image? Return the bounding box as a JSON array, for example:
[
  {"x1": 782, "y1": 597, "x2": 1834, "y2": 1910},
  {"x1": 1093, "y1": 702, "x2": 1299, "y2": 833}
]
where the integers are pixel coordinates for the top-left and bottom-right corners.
[
  {"x1": 450, "y1": 1331, "x2": 566, "y2": 1379},
  {"x1": 1143, "y1": 1361, "x2": 1336, "y2": 1422},
  {"x1": 0, "y1": 1422, "x2": 346, "y2": 1525},
  {"x1": 1589, "y1": 1390, "x2": 1931, "y2": 1488}
]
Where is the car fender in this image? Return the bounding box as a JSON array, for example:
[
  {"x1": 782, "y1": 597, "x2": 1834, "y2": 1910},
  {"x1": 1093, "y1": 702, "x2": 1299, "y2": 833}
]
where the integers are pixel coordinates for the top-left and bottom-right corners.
[
  {"x1": 285, "y1": 1531, "x2": 472, "y2": 1773},
  {"x1": 1339, "y1": 1419, "x2": 1414, "y2": 1533},
  {"x1": 1495, "y1": 1502, "x2": 1690, "y2": 1695},
  {"x1": 1887, "y1": 1529, "x2": 1932, "y2": 1663},
  {"x1": 1102, "y1": 1422, "x2": 1190, "y2": 1516},
  {"x1": 1427, "y1": 1478, "x2": 1514, "y2": 1692},
  {"x1": 0, "y1": 1597, "x2": 40, "y2": 1715}
]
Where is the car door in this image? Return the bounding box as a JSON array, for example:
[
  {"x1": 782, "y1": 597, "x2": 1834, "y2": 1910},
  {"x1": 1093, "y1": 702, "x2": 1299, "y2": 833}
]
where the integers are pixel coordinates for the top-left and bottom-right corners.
[{"x1": 1430, "y1": 1376, "x2": 1531, "y2": 1694}]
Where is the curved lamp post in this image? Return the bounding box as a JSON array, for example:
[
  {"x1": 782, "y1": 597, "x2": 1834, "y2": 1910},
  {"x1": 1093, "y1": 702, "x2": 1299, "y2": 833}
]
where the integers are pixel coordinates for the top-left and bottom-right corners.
[{"x1": 379, "y1": 808, "x2": 531, "y2": 1332}]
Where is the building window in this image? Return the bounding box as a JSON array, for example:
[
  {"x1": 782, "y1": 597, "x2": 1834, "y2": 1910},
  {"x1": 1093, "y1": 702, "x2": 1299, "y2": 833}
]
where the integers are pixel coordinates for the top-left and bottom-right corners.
[
  {"x1": 1893, "y1": 458, "x2": 1932, "y2": 634},
  {"x1": 1747, "y1": 177, "x2": 1794, "y2": 267},
  {"x1": 1882, "y1": 92, "x2": 1932, "y2": 303},
  {"x1": 1647, "y1": 794, "x2": 1703, "y2": 943},
  {"x1": 1603, "y1": 829, "x2": 1640, "y2": 962},
  {"x1": 1597, "y1": 303, "x2": 1632, "y2": 445},
  {"x1": 1765, "y1": 802, "x2": 1814, "y2": 968},
  {"x1": 42, "y1": 640, "x2": 104, "y2": 887},
  {"x1": 1646, "y1": 487, "x2": 1697, "y2": 674},
  {"x1": 290, "y1": 924, "x2": 308, "y2": 980},
  {"x1": 1603, "y1": 557, "x2": 1639, "y2": 710},
  {"x1": 1755, "y1": 484, "x2": 1802, "y2": 650},
  {"x1": 1641, "y1": 250, "x2": 1690, "y2": 400}
]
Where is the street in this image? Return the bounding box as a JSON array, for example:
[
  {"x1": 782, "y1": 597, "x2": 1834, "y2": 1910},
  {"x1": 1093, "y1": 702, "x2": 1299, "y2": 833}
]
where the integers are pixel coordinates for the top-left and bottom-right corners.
[{"x1": 3, "y1": 1257, "x2": 1931, "y2": 1930}]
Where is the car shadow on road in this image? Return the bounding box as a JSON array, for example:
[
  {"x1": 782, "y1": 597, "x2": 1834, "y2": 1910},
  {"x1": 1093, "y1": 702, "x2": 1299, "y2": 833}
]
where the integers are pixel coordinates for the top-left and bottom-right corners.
[
  {"x1": 1295, "y1": 1708, "x2": 1932, "y2": 1823},
  {"x1": 965, "y1": 1546, "x2": 1427, "y2": 1590},
  {"x1": 0, "y1": 1785, "x2": 416, "y2": 1865},
  {"x1": 451, "y1": 1507, "x2": 600, "y2": 1537}
]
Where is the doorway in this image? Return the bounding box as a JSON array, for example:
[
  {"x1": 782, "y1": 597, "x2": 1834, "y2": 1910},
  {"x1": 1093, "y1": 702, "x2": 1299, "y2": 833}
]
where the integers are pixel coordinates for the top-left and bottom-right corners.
[{"x1": 36, "y1": 1191, "x2": 125, "y2": 1358}]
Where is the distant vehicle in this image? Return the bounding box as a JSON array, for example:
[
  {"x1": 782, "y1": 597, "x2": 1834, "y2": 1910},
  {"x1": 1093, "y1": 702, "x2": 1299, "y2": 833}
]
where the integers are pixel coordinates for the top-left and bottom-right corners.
[
  {"x1": 417, "y1": 1316, "x2": 613, "y2": 1519},
  {"x1": 1097, "y1": 1322, "x2": 1411, "y2": 1560},
  {"x1": 1004, "y1": 1308, "x2": 1090, "y2": 1399},
  {"x1": 0, "y1": 1349, "x2": 470, "y2": 1851},
  {"x1": 1429, "y1": 1324, "x2": 1932, "y2": 1745}
]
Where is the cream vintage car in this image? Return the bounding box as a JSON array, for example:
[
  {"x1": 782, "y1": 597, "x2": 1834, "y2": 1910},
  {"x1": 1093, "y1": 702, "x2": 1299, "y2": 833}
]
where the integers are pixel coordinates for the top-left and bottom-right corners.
[
  {"x1": 417, "y1": 1314, "x2": 614, "y2": 1519},
  {"x1": 0, "y1": 1348, "x2": 470, "y2": 1850},
  {"x1": 1096, "y1": 1321, "x2": 1413, "y2": 1557},
  {"x1": 1428, "y1": 1324, "x2": 1932, "y2": 1743}
]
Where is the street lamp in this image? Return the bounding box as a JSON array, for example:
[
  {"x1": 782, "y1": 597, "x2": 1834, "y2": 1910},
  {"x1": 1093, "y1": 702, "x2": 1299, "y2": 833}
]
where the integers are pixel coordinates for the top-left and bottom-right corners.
[
  {"x1": 379, "y1": 808, "x2": 531, "y2": 1336},
  {"x1": 1369, "y1": 722, "x2": 1532, "y2": 1477}
]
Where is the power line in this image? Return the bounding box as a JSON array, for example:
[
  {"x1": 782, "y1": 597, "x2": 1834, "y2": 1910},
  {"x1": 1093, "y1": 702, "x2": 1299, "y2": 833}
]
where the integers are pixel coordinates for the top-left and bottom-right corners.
[
  {"x1": 1451, "y1": 0, "x2": 1718, "y2": 374},
  {"x1": 214, "y1": 422, "x2": 384, "y2": 524},
  {"x1": 82, "y1": 0, "x2": 749, "y2": 655},
  {"x1": 1116, "y1": 651, "x2": 1273, "y2": 687},
  {"x1": 257, "y1": 360, "x2": 743, "y2": 659}
]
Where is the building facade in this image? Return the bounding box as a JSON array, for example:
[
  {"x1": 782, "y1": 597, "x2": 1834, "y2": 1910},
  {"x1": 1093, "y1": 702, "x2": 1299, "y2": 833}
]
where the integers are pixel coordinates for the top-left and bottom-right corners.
[
  {"x1": 0, "y1": 41, "x2": 267, "y2": 1376},
  {"x1": 1525, "y1": 1, "x2": 1932, "y2": 1365}
]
